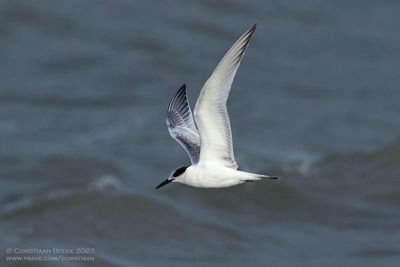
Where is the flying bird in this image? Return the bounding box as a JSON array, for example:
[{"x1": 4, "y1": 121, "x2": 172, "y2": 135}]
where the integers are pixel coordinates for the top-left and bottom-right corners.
[{"x1": 156, "y1": 24, "x2": 278, "y2": 189}]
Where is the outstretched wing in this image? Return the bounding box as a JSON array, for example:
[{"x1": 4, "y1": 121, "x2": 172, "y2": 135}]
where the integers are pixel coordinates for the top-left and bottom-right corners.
[
  {"x1": 166, "y1": 84, "x2": 200, "y2": 164},
  {"x1": 194, "y1": 24, "x2": 256, "y2": 169}
]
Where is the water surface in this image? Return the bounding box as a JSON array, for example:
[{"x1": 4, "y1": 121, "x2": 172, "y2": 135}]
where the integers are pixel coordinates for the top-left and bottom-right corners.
[{"x1": 0, "y1": 0, "x2": 400, "y2": 266}]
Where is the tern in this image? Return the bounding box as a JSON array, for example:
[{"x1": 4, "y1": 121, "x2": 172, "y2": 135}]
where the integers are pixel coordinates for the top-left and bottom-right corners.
[{"x1": 156, "y1": 24, "x2": 278, "y2": 189}]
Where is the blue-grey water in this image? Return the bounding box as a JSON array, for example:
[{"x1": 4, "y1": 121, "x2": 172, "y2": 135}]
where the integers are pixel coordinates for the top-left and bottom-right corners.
[{"x1": 1, "y1": 0, "x2": 400, "y2": 266}]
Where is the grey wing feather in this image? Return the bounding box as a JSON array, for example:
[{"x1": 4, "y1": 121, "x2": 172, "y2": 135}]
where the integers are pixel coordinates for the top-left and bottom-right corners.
[
  {"x1": 194, "y1": 24, "x2": 257, "y2": 169},
  {"x1": 166, "y1": 84, "x2": 200, "y2": 164}
]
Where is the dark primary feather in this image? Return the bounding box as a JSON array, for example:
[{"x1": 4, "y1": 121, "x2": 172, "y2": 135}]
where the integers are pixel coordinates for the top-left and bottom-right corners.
[
  {"x1": 166, "y1": 84, "x2": 201, "y2": 164},
  {"x1": 167, "y1": 84, "x2": 194, "y2": 128}
]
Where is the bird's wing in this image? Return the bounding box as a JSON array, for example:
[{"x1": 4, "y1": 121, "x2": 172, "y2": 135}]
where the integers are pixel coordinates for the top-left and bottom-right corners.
[
  {"x1": 194, "y1": 24, "x2": 256, "y2": 169},
  {"x1": 166, "y1": 84, "x2": 201, "y2": 164}
]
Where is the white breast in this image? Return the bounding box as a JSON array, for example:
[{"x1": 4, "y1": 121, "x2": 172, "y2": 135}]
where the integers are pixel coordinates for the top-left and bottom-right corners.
[{"x1": 179, "y1": 164, "x2": 245, "y2": 188}]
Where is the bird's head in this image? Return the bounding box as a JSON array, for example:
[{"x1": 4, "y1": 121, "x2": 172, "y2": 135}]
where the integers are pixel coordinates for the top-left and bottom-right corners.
[{"x1": 155, "y1": 166, "x2": 189, "y2": 189}]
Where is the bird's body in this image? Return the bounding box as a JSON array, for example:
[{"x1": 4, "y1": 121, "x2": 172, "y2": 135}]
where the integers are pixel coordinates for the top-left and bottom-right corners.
[
  {"x1": 181, "y1": 163, "x2": 271, "y2": 188},
  {"x1": 156, "y1": 24, "x2": 278, "y2": 189}
]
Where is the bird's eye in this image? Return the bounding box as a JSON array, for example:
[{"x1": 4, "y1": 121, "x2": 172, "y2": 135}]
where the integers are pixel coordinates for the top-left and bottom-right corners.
[{"x1": 173, "y1": 166, "x2": 188, "y2": 177}]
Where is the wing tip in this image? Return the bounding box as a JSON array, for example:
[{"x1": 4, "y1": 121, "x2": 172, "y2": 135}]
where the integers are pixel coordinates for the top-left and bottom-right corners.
[
  {"x1": 176, "y1": 83, "x2": 187, "y2": 99},
  {"x1": 245, "y1": 23, "x2": 257, "y2": 41},
  {"x1": 233, "y1": 23, "x2": 257, "y2": 65},
  {"x1": 243, "y1": 24, "x2": 257, "y2": 38},
  {"x1": 167, "y1": 83, "x2": 187, "y2": 111}
]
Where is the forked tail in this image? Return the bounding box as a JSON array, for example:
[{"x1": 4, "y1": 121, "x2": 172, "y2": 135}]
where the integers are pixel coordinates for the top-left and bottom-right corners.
[
  {"x1": 251, "y1": 173, "x2": 279, "y2": 181},
  {"x1": 238, "y1": 170, "x2": 279, "y2": 182}
]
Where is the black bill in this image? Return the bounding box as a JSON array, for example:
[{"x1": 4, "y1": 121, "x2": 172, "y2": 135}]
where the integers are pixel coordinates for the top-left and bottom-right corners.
[{"x1": 155, "y1": 179, "x2": 173, "y2": 189}]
